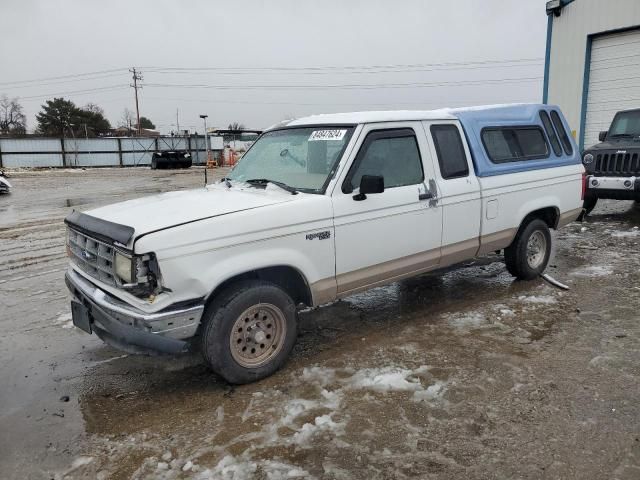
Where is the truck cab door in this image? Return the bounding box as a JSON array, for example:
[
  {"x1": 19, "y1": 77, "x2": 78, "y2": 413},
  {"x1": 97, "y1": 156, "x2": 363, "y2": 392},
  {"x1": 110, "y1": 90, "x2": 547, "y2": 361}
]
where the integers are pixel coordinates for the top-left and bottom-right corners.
[
  {"x1": 331, "y1": 122, "x2": 443, "y2": 297},
  {"x1": 423, "y1": 121, "x2": 482, "y2": 264}
]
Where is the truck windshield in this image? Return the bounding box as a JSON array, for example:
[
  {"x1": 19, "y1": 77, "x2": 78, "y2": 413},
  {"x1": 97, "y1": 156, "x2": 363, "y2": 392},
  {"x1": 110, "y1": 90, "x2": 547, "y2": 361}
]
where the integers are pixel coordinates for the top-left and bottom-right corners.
[
  {"x1": 608, "y1": 111, "x2": 640, "y2": 138},
  {"x1": 228, "y1": 126, "x2": 354, "y2": 193}
]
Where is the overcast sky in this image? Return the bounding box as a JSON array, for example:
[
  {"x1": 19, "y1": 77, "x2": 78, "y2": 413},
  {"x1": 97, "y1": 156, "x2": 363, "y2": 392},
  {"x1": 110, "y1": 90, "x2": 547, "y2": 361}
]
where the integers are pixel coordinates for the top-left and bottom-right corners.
[{"x1": 0, "y1": 0, "x2": 548, "y2": 134}]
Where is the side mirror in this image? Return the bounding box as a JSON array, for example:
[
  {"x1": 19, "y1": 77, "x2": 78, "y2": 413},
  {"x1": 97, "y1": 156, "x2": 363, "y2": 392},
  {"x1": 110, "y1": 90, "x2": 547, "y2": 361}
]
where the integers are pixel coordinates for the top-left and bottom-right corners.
[
  {"x1": 353, "y1": 175, "x2": 384, "y2": 201},
  {"x1": 599, "y1": 131, "x2": 608, "y2": 142}
]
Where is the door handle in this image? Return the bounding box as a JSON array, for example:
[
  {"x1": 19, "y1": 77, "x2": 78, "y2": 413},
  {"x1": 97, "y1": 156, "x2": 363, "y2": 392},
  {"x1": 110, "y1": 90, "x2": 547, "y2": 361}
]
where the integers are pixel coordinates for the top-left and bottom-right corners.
[{"x1": 418, "y1": 192, "x2": 434, "y2": 201}]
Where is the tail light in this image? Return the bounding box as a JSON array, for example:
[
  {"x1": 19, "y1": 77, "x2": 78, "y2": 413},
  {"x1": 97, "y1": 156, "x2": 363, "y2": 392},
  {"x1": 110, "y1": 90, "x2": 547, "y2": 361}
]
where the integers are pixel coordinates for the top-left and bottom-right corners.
[{"x1": 581, "y1": 172, "x2": 587, "y2": 200}]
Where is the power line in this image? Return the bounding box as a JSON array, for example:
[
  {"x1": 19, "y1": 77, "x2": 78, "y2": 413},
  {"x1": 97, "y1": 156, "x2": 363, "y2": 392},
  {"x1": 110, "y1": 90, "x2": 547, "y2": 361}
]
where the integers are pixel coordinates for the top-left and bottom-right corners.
[
  {"x1": 0, "y1": 68, "x2": 129, "y2": 87},
  {"x1": 143, "y1": 76, "x2": 542, "y2": 91},
  {"x1": 144, "y1": 62, "x2": 542, "y2": 77},
  {"x1": 140, "y1": 95, "x2": 538, "y2": 108},
  {"x1": 0, "y1": 57, "x2": 542, "y2": 88},
  {"x1": 15, "y1": 84, "x2": 129, "y2": 101},
  {"x1": 141, "y1": 57, "x2": 543, "y2": 73},
  {"x1": 0, "y1": 72, "x2": 130, "y2": 89}
]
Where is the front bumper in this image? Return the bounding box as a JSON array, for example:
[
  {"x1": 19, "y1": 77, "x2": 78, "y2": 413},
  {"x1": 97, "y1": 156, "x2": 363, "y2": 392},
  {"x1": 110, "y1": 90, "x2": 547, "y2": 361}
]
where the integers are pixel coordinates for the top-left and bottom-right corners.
[
  {"x1": 65, "y1": 268, "x2": 204, "y2": 355},
  {"x1": 586, "y1": 175, "x2": 640, "y2": 200}
]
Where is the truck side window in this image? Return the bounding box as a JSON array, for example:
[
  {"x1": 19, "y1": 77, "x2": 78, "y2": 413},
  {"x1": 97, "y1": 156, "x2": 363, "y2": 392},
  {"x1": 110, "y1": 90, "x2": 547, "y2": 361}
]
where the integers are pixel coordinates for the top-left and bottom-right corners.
[
  {"x1": 481, "y1": 127, "x2": 549, "y2": 163},
  {"x1": 540, "y1": 111, "x2": 562, "y2": 156},
  {"x1": 430, "y1": 124, "x2": 469, "y2": 179},
  {"x1": 344, "y1": 129, "x2": 424, "y2": 192},
  {"x1": 550, "y1": 110, "x2": 574, "y2": 156}
]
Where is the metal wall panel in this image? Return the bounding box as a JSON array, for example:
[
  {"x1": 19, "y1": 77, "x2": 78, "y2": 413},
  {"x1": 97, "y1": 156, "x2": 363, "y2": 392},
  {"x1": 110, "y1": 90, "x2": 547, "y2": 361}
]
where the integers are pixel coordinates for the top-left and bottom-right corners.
[
  {"x1": 2, "y1": 153, "x2": 63, "y2": 168},
  {"x1": 68, "y1": 153, "x2": 120, "y2": 167},
  {"x1": 119, "y1": 138, "x2": 155, "y2": 153},
  {"x1": 1, "y1": 138, "x2": 60, "y2": 153},
  {"x1": 64, "y1": 138, "x2": 119, "y2": 152},
  {"x1": 192, "y1": 150, "x2": 208, "y2": 164},
  {"x1": 157, "y1": 137, "x2": 187, "y2": 151},
  {"x1": 547, "y1": 0, "x2": 640, "y2": 147},
  {"x1": 0, "y1": 136, "x2": 212, "y2": 168},
  {"x1": 583, "y1": 29, "x2": 640, "y2": 147},
  {"x1": 122, "y1": 152, "x2": 152, "y2": 166}
]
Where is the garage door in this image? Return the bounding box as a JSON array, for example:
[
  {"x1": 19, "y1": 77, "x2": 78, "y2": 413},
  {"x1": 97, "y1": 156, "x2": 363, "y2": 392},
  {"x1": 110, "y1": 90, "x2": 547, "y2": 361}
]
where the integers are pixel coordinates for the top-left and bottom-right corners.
[{"x1": 583, "y1": 28, "x2": 640, "y2": 148}]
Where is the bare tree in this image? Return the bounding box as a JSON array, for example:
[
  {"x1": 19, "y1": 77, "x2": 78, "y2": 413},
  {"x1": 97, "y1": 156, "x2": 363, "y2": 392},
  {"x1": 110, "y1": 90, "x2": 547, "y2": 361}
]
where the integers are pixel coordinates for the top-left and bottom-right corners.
[
  {"x1": 84, "y1": 102, "x2": 105, "y2": 116},
  {"x1": 119, "y1": 108, "x2": 135, "y2": 129},
  {"x1": 0, "y1": 95, "x2": 27, "y2": 135},
  {"x1": 227, "y1": 122, "x2": 245, "y2": 131}
]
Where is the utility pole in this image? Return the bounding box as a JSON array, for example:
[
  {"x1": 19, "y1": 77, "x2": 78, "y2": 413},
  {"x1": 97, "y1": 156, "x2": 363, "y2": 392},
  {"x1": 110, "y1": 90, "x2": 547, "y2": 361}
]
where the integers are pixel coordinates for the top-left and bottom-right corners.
[
  {"x1": 129, "y1": 67, "x2": 143, "y2": 135},
  {"x1": 176, "y1": 109, "x2": 180, "y2": 135}
]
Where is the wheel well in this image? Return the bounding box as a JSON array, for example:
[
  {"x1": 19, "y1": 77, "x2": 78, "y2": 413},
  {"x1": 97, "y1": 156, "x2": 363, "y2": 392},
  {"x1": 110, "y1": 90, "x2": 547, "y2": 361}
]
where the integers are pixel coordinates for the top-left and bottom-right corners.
[
  {"x1": 208, "y1": 266, "x2": 312, "y2": 308},
  {"x1": 521, "y1": 206, "x2": 560, "y2": 230}
]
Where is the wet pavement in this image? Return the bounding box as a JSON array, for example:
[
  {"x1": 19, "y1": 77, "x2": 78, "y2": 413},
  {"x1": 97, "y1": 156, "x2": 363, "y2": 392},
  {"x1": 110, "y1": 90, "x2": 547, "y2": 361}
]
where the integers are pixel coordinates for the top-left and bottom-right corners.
[{"x1": 0, "y1": 168, "x2": 639, "y2": 480}]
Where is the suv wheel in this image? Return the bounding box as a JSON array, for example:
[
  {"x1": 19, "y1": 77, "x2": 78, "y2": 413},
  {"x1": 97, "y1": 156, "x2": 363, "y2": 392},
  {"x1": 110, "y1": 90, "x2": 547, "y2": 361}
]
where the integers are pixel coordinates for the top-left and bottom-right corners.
[
  {"x1": 201, "y1": 280, "x2": 297, "y2": 384},
  {"x1": 504, "y1": 218, "x2": 552, "y2": 280}
]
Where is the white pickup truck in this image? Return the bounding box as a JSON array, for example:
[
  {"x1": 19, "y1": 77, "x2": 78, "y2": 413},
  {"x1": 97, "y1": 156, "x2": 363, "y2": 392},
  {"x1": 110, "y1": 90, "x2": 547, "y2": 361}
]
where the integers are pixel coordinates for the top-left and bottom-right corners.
[{"x1": 65, "y1": 104, "x2": 584, "y2": 383}]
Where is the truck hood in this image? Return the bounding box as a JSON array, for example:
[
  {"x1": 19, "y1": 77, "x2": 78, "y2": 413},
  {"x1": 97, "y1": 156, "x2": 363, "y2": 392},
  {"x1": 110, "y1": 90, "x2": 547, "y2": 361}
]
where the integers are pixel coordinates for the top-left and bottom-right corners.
[
  {"x1": 586, "y1": 138, "x2": 640, "y2": 152},
  {"x1": 84, "y1": 184, "x2": 297, "y2": 243}
]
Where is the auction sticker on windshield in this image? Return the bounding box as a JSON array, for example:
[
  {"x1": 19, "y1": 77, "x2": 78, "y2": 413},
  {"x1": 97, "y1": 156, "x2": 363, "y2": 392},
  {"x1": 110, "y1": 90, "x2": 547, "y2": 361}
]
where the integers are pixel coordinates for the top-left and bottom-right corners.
[{"x1": 309, "y1": 129, "x2": 347, "y2": 141}]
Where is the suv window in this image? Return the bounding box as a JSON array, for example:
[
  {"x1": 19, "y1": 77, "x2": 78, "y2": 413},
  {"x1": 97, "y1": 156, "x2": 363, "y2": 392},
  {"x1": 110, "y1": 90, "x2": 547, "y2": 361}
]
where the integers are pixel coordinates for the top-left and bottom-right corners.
[
  {"x1": 430, "y1": 124, "x2": 469, "y2": 179},
  {"x1": 481, "y1": 127, "x2": 549, "y2": 163},
  {"x1": 344, "y1": 128, "x2": 423, "y2": 192},
  {"x1": 550, "y1": 110, "x2": 573, "y2": 155},
  {"x1": 539, "y1": 111, "x2": 562, "y2": 156}
]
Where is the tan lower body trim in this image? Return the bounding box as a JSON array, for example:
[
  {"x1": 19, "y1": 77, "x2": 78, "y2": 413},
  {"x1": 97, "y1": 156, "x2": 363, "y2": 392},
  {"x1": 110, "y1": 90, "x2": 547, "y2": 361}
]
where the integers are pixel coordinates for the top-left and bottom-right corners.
[
  {"x1": 309, "y1": 277, "x2": 337, "y2": 306},
  {"x1": 311, "y1": 227, "x2": 523, "y2": 306},
  {"x1": 336, "y1": 248, "x2": 440, "y2": 298},
  {"x1": 557, "y1": 207, "x2": 583, "y2": 228},
  {"x1": 440, "y1": 238, "x2": 479, "y2": 268},
  {"x1": 477, "y1": 228, "x2": 517, "y2": 256}
]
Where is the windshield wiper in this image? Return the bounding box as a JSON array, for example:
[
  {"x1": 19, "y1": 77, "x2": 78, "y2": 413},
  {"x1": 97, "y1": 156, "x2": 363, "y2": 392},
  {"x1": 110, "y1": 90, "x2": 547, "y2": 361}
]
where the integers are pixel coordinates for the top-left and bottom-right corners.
[
  {"x1": 245, "y1": 178, "x2": 298, "y2": 195},
  {"x1": 220, "y1": 177, "x2": 232, "y2": 188},
  {"x1": 609, "y1": 133, "x2": 634, "y2": 138}
]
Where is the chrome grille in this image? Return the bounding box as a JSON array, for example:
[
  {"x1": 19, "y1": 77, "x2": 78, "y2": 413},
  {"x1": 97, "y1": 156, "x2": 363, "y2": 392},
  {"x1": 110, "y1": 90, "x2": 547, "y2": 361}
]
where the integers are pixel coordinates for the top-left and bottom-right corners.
[
  {"x1": 594, "y1": 152, "x2": 640, "y2": 177},
  {"x1": 67, "y1": 228, "x2": 118, "y2": 286}
]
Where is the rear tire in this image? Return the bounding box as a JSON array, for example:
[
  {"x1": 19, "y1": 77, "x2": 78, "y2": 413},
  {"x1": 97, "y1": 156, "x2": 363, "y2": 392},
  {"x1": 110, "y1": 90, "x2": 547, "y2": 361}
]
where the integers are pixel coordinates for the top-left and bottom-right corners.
[
  {"x1": 583, "y1": 196, "x2": 597, "y2": 215},
  {"x1": 504, "y1": 218, "x2": 552, "y2": 280},
  {"x1": 200, "y1": 280, "x2": 298, "y2": 384}
]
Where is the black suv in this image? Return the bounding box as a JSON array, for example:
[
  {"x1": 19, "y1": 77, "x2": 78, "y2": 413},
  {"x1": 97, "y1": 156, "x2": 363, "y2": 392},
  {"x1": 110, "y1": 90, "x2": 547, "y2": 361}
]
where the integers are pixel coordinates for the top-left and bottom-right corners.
[{"x1": 582, "y1": 108, "x2": 640, "y2": 214}]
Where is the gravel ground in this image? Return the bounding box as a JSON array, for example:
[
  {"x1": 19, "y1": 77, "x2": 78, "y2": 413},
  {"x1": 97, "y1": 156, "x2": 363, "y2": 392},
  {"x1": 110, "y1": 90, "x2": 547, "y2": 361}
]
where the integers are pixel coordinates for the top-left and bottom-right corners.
[{"x1": 0, "y1": 167, "x2": 639, "y2": 480}]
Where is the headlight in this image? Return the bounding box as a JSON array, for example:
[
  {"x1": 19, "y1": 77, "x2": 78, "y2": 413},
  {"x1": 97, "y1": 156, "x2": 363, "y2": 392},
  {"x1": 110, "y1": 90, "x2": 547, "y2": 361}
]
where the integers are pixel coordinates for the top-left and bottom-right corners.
[
  {"x1": 583, "y1": 153, "x2": 594, "y2": 164},
  {"x1": 114, "y1": 252, "x2": 134, "y2": 283}
]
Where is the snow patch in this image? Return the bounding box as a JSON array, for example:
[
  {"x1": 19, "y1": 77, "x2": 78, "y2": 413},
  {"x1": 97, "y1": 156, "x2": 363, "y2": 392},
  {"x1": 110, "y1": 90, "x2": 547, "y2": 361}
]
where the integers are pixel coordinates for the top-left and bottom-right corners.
[
  {"x1": 445, "y1": 311, "x2": 487, "y2": 328},
  {"x1": 611, "y1": 227, "x2": 639, "y2": 238},
  {"x1": 348, "y1": 367, "x2": 424, "y2": 391},
  {"x1": 301, "y1": 365, "x2": 444, "y2": 403},
  {"x1": 570, "y1": 265, "x2": 613, "y2": 277},
  {"x1": 518, "y1": 295, "x2": 557, "y2": 305},
  {"x1": 200, "y1": 455, "x2": 257, "y2": 479},
  {"x1": 589, "y1": 355, "x2": 613, "y2": 366},
  {"x1": 198, "y1": 455, "x2": 313, "y2": 480},
  {"x1": 413, "y1": 381, "x2": 445, "y2": 402},
  {"x1": 292, "y1": 414, "x2": 344, "y2": 445},
  {"x1": 70, "y1": 456, "x2": 94, "y2": 469},
  {"x1": 53, "y1": 312, "x2": 73, "y2": 329}
]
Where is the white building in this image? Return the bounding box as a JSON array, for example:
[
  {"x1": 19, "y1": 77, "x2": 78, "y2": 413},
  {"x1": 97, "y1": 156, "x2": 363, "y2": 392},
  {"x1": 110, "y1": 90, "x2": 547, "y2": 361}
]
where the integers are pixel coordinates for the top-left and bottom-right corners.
[{"x1": 544, "y1": 0, "x2": 640, "y2": 150}]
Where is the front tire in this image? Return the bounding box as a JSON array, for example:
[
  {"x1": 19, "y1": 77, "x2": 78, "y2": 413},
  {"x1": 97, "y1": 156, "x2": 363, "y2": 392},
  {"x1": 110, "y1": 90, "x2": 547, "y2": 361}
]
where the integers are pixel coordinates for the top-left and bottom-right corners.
[
  {"x1": 504, "y1": 218, "x2": 552, "y2": 280},
  {"x1": 200, "y1": 280, "x2": 297, "y2": 384}
]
